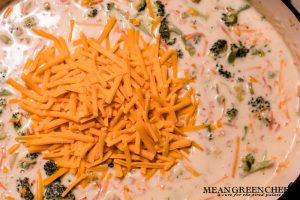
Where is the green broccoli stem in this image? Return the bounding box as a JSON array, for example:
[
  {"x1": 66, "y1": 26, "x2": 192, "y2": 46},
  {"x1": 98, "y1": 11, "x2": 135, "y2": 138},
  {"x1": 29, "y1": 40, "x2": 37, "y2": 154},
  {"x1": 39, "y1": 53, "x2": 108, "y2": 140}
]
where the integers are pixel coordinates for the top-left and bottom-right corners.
[
  {"x1": 242, "y1": 160, "x2": 273, "y2": 177},
  {"x1": 237, "y1": 4, "x2": 250, "y2": 14}
]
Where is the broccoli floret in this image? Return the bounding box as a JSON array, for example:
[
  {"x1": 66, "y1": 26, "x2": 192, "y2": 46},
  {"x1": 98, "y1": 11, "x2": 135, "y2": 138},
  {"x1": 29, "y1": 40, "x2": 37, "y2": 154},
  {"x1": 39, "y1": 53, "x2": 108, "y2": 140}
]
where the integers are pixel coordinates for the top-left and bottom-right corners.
[
  {"x1": 221, "y1": 4, "x2": 250, "y2": 27},
  {"x1": 106, "y1": 2, "x2": 115, "y2": 10},
  {"x1": 226, "y1": 107, "x2": 238, "y2": 121},
  {"x1": 23, "y1": 17, "x2": 37, "y2": 28},
  {"x1": 159, "y1": 17, "x2": 176, "y2": 45},
  {"x1": 251, "y1": 49, "x2": 265, "y2": 57},
  {"x1": 241, "y1": 153, "x2": 273, "y2": 176},
  {"x1": 216, "y1": 64, "x2": 232, "y2": 79},
  {"x1": 221, "y1": 10, "x2": 238, "y2": 27},
  {"x1": 0, "y1": 98, "x2": 7, "y2": 115},
  {"x1": 12, "y1": 112, "x2": 19, "y2": 119},
  {"x1": 88, "y1": 8, "x2": 98, "y2": 17},
  {"x1": 176, "y1": 49, "x2": 184, "y2": 59},
  {"x1": 258, "y1": 114, "x2": 271, "y2": 127},
  {"x1": 16, "y1": 177, "x2": 34, "y2": 200},
  {"x1": 248, "y1": 96, "x2": 271, "y2": 113},
  {"x1": 44, "y1": 160, "x2": 59, "y2": 176},
  {"x1": 134, "y1": 0, "x2": 147, "y2": 12},
  {"x1": 228, "y1": 41, "x2": 249, "y2": 63},
  {"x1": 242, "y1": 153, "x2": 255, "y2": 172},
  {"x1": 44, "y1": 180, "x2": 75, "y2": 200},
  {"x1": 12, "y1": 112, "x2": 22, "y2": 130},
  {"x1": 17, "y1": 153, "x2": 38, "y2": 169},
  {"x1": 17, "y1": 130, "x2": 26, "y2": 136},
  {"x1": 154, "y1": 1, "x2": 165, "y2": 16},
  {"x1": 210, "y1": 39, "x2": 228, "y2": 57},
  {"x1": 13, "y1": 121, "x2": 22, "y2": 129},
  {"x1": 26, "y1": 153, "x2": 38, "y2": 160},
  {"x1": 0, "y1": 98, "x2": 7, "y2": 107}
]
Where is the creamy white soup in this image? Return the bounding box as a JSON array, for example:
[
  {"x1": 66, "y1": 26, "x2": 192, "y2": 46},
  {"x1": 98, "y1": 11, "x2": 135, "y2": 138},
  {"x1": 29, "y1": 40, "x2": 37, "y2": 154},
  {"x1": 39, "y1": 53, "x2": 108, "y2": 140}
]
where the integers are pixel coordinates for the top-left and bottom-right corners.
[{"x1": 0, "y1": 0, "x2": 299, "y2": 200}]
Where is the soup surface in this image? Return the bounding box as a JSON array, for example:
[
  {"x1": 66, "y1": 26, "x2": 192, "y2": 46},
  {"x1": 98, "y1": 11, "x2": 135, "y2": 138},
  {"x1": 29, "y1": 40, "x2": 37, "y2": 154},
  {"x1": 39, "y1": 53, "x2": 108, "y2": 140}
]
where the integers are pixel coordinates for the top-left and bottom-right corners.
[{"x1": 0, "y1": 0, "x2": 299, "y2": 199}]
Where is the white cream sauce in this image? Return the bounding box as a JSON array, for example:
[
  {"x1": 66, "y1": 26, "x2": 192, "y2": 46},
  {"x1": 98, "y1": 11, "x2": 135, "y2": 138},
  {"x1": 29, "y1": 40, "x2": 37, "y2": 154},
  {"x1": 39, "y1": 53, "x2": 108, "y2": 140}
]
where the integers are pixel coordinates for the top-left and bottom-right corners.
[{"x1": 0, "y1": 0, "x2": 299, "y2": 200}]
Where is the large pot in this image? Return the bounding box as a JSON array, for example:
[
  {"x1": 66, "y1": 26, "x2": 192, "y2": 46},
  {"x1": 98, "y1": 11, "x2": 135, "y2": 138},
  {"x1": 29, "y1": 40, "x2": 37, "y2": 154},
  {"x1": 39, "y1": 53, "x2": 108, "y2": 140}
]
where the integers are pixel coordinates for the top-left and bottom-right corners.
[{"x1": 0, "y1": 0, "x2": 299, "y2": 199}]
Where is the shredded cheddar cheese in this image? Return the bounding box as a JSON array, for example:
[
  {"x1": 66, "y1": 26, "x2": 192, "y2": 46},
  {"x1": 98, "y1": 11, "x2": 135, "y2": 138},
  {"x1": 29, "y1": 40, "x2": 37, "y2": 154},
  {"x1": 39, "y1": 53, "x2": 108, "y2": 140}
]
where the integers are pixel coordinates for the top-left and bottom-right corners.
[{"x1": 7, "y1": 16, "x2": 203, "y2": 196}]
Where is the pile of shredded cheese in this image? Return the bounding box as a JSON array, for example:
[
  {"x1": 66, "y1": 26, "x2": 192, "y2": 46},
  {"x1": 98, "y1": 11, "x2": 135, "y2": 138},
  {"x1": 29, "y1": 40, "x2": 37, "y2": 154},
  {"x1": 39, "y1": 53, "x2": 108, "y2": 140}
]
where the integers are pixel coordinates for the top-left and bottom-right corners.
[{"x1": 7, "y1": 16, "x2": 203, "y2": 197}]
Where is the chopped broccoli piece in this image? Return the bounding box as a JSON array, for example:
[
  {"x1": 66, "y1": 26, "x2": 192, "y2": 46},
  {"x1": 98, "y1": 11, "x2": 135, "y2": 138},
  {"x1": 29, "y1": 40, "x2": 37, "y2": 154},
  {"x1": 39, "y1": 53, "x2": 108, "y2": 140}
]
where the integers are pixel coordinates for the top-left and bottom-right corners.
[
  {"x1": 221, "y1": 4, "x2": 250, "y2": 26},
  {"x1": 106, "y1": 2, "x2": 115, "y2": 10},
  {"x1": 0, "y1": 98, "x2": 7, "y2": 107},
  {"x1": 248, "y1": 82, "x2": 254, "y2": 95},
  {"x1": 216, "y1": 95, "x2": 225, "y2": 105},
  {"x1": 17, "y1": 153, "x2": 38, "y2": 169},
  {"x1": 16, "y1": 177, "x2": 34, "y2": 200},
  {"x1": 0, "y1": 34, "x2": 13, "y2": 45},
  {"x1": 0, "y1": 98, "x2": 7, "y2": 115},
  {"x1": 154, "y1": 1, "x2": 165, "y2": 16},
  {"x1": 13, "y1": 121, "x2": 22, "y2": 130},
  {"x1": 251, "y1": 49, "x2": 265, "y2": 57},
  {"x1": 258, "y1": 114, "x2": 271, "y2": 127},
  {"x1": 44, "y1": 160, "x2": 59, "y2": 176},
  {"x1": 17, "y1": 130, "x2": 26, "y2": 136},
  {"x1": 191, "y1": 0, "x2": 201, "y2": 3},
  {"x1": 134, "y1": 0, "x2": 147, "y2": 12},
  {"x1": 176, "y1": 49, "x2": 184, "y2": 59},
  {"x1": 159, "y1": 17, "x2": 176, "y2": 45},
  {"x1": 216, "y1": 64, "x2": 232, "y2": 79},
  {"x1": 88, "y1": 8, "x2": 98, "y2": 17},
  {"x1": 12, "y1": 112, "x2": 19, "y2": 118},
  {"x1": 234, "y1": 82, "x2": 246, "y2": 102},
  {"x1": 241, "y1": 126, "x2": 248, "y2": 141},
  {"x1": 248, "y1": 96, "x2": 271, "y2": 113},
  {"x1": 17, "y1": 158, "x2": 36, "y2": 169},
  {"x1": 0, "y1": 88, "x2": 12, "y2": 96},
  {"x1": 23, "y1": 17, "x2": 37, "y2": 28},
  {"x1": 241, "y1": 153, "x2": 273, "y2": 176},
  {"x1": 242, "y1": 153, "x2": 255, "y2": 172},
  {"x1": 228, "y1": 41, "x2": 249, "y2": 63},
  {"x1": 168, "y1": 23, "x2": 182, "y2": 35},
  {"x1": 26, "y1": 153, "x2": 38, "y2": 160},
  {"x1": 210, "y1": 39, "x2": 228, "y2": 57},
  {"x1": 221, "y1": 10, "x2": 237, "y2": 27},
  {"x1": 226, "y1": 107, "x2": 238, "y2": 121},
  {"x1": 181, "y1": 36, "x2": 196, "y2": 56},
  {"x1": 12, "y1": 112, "x2": 22, "y2": 130},
  {"x1": 44, "y1": 180, "x2": 75, "y2": 200}
]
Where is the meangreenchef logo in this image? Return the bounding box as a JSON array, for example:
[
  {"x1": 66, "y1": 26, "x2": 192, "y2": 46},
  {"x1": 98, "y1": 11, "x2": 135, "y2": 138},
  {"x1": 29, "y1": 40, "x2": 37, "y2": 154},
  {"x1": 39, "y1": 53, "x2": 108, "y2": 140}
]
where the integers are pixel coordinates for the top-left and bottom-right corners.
[{"x1": 202, "y1": 186, "x2": 288, "y2": 197}]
